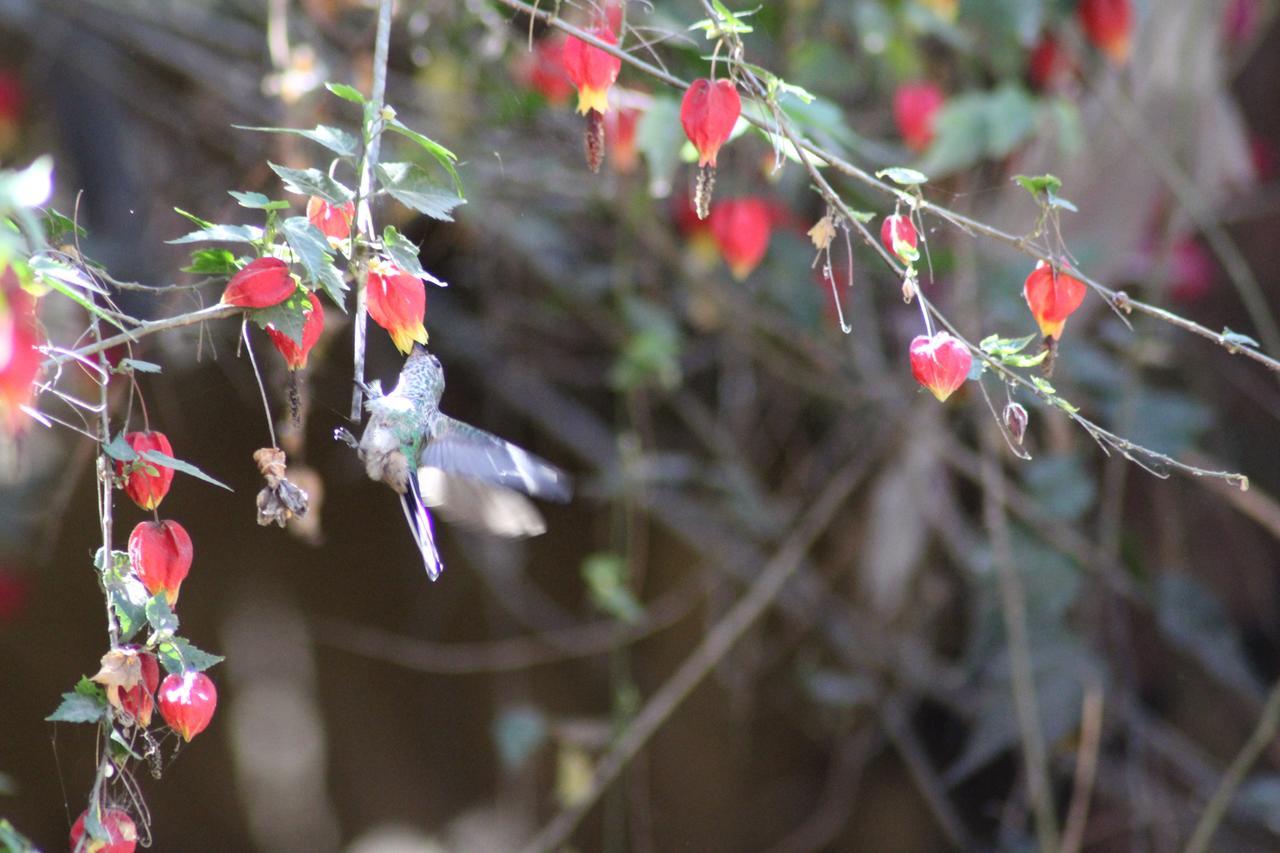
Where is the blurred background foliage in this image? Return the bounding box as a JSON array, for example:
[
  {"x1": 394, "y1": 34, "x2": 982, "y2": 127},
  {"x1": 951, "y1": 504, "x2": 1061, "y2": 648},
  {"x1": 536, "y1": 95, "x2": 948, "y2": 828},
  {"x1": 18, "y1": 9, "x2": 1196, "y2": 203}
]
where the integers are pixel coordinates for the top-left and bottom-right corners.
[{"x1": 2, "y1": 0, "x2": 1280, "y2": 850}]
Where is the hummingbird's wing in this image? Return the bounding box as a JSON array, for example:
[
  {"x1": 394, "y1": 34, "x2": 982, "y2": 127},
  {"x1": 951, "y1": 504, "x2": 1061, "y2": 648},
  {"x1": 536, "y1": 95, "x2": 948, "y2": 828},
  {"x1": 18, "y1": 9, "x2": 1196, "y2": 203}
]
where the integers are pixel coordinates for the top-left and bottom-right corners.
[
  {"x1": 418, "y1": 416, "x2": 572, "y2": 502},
  {"x1": 417, "y1": 467, "x2": 547, "y2": 537}
]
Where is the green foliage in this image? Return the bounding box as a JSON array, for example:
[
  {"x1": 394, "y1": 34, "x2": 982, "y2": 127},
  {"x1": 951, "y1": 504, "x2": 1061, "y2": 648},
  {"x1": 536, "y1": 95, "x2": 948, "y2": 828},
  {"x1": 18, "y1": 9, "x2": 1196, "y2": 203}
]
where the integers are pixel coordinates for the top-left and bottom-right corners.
[
  {"x1": 251, "y1": 287, "x2": 313, "y2": 345},
  {"x1": 156, "y1": 637, "x2": 225, "y2": 674},
  {"x1": 919, "y1": 84, "x2": 1038, "y2": 175},
  {"x1": 376, "y1": 162, "x2": 467, "y2": 221},
  {"x1": 582, "y1": 552, "x2": 645, "y2": 624},
  {"x1": 281, "y1": 216, "x2": 347, "y2": 308},
  {"x1": 269, "y1": 163, "x2": 354, "y2": 205},
  {"x1": 46, "y1": 677, "x2": 108, "y2": 724}
]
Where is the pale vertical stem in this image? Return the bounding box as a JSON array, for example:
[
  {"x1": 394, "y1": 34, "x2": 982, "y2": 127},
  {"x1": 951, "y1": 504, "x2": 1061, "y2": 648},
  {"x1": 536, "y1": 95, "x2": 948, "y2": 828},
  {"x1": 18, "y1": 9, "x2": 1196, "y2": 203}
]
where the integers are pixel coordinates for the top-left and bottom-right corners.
[
  {"x1": 980, "y1": 435, "x2": 1060, "y2": 851},
  {"x1": 350, "y1": 0, "x2": 393, "y2": 421}
]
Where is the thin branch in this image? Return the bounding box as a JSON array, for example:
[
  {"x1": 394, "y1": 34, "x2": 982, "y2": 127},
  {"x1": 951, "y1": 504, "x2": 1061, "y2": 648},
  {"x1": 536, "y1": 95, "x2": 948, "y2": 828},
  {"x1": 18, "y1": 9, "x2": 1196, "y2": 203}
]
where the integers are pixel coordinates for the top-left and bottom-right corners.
[
  {"x1": 44, "y1": 304, "x2": 239, "y2": 368},
  {"x1": 980, "y1": 425, "x2": 1060, "y2": 851},
  {"x1": 490, "y1": 0, "x2": 1280, "y2": 376},
  {"x1": 1061, "y1": 684, "x2": 1105, "y2": 853},
  {"x1": 516, "y1": 447, "x2": 875, "y2": 853},
  {"x1": 350, "y1": 0, "x2": 394, "y2": 421},
  {"x1": 1183, "y1": 675, "x2": 1280, "y2": 853}
]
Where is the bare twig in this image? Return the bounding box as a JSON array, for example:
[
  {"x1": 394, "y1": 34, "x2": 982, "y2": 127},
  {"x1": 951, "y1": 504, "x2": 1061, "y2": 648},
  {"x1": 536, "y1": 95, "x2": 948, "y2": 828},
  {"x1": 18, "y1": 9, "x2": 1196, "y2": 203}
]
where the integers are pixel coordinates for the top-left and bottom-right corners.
[
  {"x1": 1061, "y1": 685, "x2": 1106, "y2": 853},
  {"x1": 1183, "y1": 675, "x2": 1280, "y2": 853},
  {"x1": 517, "y1": 446, "x2": 875, "y2": 853},
  {"x1": 44, "y1": 304, "x2": 239, "y2": 368}
]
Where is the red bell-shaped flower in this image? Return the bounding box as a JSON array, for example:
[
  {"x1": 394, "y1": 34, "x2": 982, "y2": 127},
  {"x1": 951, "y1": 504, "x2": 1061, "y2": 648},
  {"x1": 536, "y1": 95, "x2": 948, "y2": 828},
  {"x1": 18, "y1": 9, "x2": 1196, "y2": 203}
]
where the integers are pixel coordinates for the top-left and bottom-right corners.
[
  {"x1": 306, "y1": 196, "x2": 354, "y2": 244},
  {"x1": 880, "y1": 214, "x2": 919, "y2": 264},
  {"x1": 909, "y1": 332, "x2": 972, "y2": 402},
  {"x1": 607, "y1": 105, "x2": 642, "y2": 174},
  {"x1": 1023, "y1": 261, "x2": 1087, "y2": 340},
  {"x1": 0, "y1": 266, "x2": 39, "y2": 432},
  {"x1": 265, "y1": 292, "x2": 324, "y2": 370},
  {"x1": 128, "y1": 519, "x2": 193, "y2": 606},
  {"x1": 71, "y1": 807, "x2": 137, "y2": 853},
  {"x1": 118, "y1": 431, "x2": 175, "y2": 510},
  {"x1": 1078, "y1": 0, "x2": 1132, "y2": 66},
  {"x1": 222, "y1": 257, "x2": 296, "y2": 309},
  {"x1": 681, "y1": 78, "x2": 741, "y2": 169},
  {"x1": 562, "y1": 25, "x2": 622, "y2": 115},
  {"x1": 709, "y1": 198, "x2": 772, "y2": 280},
  {"x1": 158, "y1": 670, "x2": 217, "y2": 742},
  {"x1": 366, "y1": 259, "x2": 428, "y2": 355},
  {"x1": 894, "y1": 82, "x2": 944, "y2": 153}
]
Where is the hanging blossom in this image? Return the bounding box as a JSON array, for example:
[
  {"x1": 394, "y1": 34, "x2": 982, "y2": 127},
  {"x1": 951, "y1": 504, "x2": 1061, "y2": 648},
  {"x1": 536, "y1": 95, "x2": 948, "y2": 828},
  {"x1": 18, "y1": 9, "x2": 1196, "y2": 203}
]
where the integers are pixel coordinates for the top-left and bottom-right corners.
[
  {"x1": 1078, "y1": 0, "x2": 1132, "y2": 66},
  {"x1": 909, "y1": 333, "x2": 972, "y2": 402},
  {"x1": 894, "y1": 82, "x2": 944, "y2": 153},
  {"x1": 366, "y1": 258, "x2": 428, "y2": 355},
  {"x1": 1023, "y1": 260, "x2": 1087, "y2": 340},
  {"x1": 222, "y1": 257, "x2": 296, "y2": 308},
  {"x1": 880, "y1": 214, "x2": 919, "y2": 264},
  {"x1": 561, "y1": 25, "x2": 622, "y2": 115},
  {"x1": 709, "y1": 198, "x2": 773, "y2": 281},
  {"x1": 266, "y1": 292, "x2": 325, "y2": 370},
  {"x1": 306, "y1": 196, "x2": 354, "y2": 245},
  {"x1": 681, "y1": 78, "x2": 741, "y2": 219},
  {"x1": 0, "y1": 263, "x2": 39, "y2": 432},
  {"x1": 118, "y1": 430, "x2": 175, "y2": 510}
]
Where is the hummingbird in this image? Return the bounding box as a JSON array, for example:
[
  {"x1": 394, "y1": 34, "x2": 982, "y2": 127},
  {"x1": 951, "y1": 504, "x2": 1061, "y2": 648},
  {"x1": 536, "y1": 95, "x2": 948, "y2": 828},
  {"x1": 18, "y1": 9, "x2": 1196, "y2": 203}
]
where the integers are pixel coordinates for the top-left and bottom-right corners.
[{"x1": 341, "y1": 345, "x2": 571, "y2": 580}]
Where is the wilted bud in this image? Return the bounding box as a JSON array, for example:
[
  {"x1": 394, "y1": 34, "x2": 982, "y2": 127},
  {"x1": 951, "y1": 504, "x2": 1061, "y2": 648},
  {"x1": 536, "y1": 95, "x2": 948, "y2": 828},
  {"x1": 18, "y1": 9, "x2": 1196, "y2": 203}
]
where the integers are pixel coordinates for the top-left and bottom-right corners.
[
  {"x1": 221, "y1": 257, "x2": 296, "y2": 308},
  {"x1": 1003, "y1": 402, "x2": 1029, "y2": 445},
  {"x1": 366, "y1": 259, "x2": 428, "y2": 355},
  {"x1": 880, "y1": 214, "x2": 919, "y2": 264},
  {"x1": 128, "y1": 519, "x2": 193, "y2": 606},
  {"x1": 158, "y1": 670, "x2": 217, "y2": 742},
  {"x1": 118, "y1": 431, "x2": 175, "y2": 510},
  {"x1": 709, "y1": 198, "x2": 773, "y2": 280},
  {"x1": 305, "y1": 196, "x2": 355, "y2": 244},
  {"x1": 1023, "y1": 260, "x2": 1087, "y2": 340},
  {"x1": 894, "y1": 82, "x2": 944, "y2": 152},
  {"x1": 265, "y1": 292, "x2": 325, "y2": 371},
  {"x1": 71, "y1": 807, "x2": 137, "y2": 853},
  {"x1": 909, "y1": 332, "x2": 972, "y2": 402},
  {"x1": 562, "y1": 25, "x2": 622, "y2": 115}
]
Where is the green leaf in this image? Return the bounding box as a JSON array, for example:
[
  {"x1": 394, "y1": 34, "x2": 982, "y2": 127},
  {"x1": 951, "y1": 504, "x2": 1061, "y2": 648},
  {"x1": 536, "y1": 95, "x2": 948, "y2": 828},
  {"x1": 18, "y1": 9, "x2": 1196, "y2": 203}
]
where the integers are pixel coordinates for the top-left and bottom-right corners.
[
  {"x1": 635, "y1": 95, "x2": 684, "y2": 197},
  {"x1": 269, "y1": 162, "x2": 353, "y2": 205},
  {"x1": 1030, "y1": 376, "x2": 1057, "y2": 396},
  {"x1": 41, "y1": 207, "x2": 85, "y2": 241},
  {"x1": 281, "y1": 216, "x2": 347, "y2": 309},
  {"x1": 233, "y1": 123, "x2": 360, "y2": 158},
  {"x1": 145, "y1": 594, "x2": 179, "y2": 636},
  {"x1": 102, "y1": 433, "x2": 137, "y2": 462},
  {"x1": 979, "y1": 332, "x2": 1037, "y2": 357},
  {"x1": 1002, "y1": 350, "x2": 1050, "y2": 368},
  {"x1": 167, "y1": 223, "x2": 264, "y2": 245},
  {"x1": 1013, "y1": 174, "x2": 1062, "y2": 196},
  {"x1": 109, "y1": 727, "x2": 143, "y2": 761},
  {"x1": 156, "y1": 637, "x2": 225, "y2": 674},
  {"x1": 876, "y1": 167, "x2": 929, "y2": 186},
  {"x1": 229, "y1": 190, "x2": 290, "y2": 211},
  {"x1": 375, "y1": 162, "x2": 466, "y2": 221},
  {"x1": 173, "y1": 207, "x2": 214, "y2": 229},
  {"x1": 325, "y1": 82, "x2": 366, "y2": 103},
  {"x1": 383, "y1": 119, "x2": 462, "y2": 193},
  {"x1": 920, "y1": 85, "x2": 1038, "y2": 175},
  {"x1": 183, "y1": 247, "x2": 238, "y2": 275},
  {"x1": 0, "y1": 818, "x2": 38, "y2": 853},
  {"x1": 116, "y1": 358, "x2": 162, "y2": 374},
  {"x1": 382, "y1": 226, "x2": 446, "y2": 286},
  {"x1": 250, "y1": 287, "x2": 312, "y2": 345},
  {"x1": 46, "y1": 679, "x2": 107, "y2": 724},
  {"x1": 582, "y1": 552, "x2": 645, "y2": 624},
  {"x1": 138, "y1": 448, "x2": 232, "y2": 491}
]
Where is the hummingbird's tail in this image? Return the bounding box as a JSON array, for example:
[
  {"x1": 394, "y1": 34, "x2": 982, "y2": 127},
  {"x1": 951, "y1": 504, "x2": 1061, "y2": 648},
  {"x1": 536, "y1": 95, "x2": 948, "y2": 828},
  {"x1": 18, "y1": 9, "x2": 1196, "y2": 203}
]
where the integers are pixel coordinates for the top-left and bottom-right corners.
[{"x1": 399, "y1": 477, "x2": 444, "y2": 581}]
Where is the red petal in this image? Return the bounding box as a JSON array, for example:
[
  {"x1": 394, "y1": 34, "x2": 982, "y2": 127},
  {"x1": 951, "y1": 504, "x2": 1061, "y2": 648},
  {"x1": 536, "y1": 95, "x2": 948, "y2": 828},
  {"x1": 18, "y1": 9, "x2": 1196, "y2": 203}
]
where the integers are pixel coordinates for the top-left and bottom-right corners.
[
  {"x1": 709, "y1": 198, "x2": 773, "y2": 280},
  {"x1": 119, "y1": 431, "x2": 175, "y2": 510},
  {"x1": 680, "y1": 79, "x2": 742, "y2": 168},
  {"x1": 909, "y1": 333, "x2": 972, "y2": 402},
  {"x1": 222, "y1": 257, "x2": 296, "y2": 308}
]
